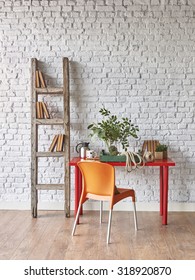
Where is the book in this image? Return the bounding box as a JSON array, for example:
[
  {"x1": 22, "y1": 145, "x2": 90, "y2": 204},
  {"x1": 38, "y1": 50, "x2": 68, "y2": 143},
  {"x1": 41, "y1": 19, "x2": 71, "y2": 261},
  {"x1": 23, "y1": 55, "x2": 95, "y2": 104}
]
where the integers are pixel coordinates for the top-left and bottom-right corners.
[
  {"x1": 41, "y1": 102, "x2": 50, "y2": 119},
  {"x1": 56, "y1": 134, "x2": 64, "y2": 152},
  {"x1": 39, "y1": 102, "x2": 44, "y2": 119},
  {"x1": 38, "y1": 70, "x2": 46, "y2": 88},
  {"x1": 36, "y1": 102, "x2": 43, "y2": 119},
  {"x1": 49, "y1": 135, "x2": 59, "y2": 152},
  {"x1": 60, "y1": 134, "x2": 64, "y2": 151},
  {"x1": 56, "y1": 134, "x2": 61, "y2": 152},
  {"x1": 36, "y1": 102, "x2": 40, "y2": 118},
  {"x1": 148, "y1": 140, "x2": 151, "y2": 153},
  {"x1": 35, "y1": 70, "x2": 40, "y2": 88},
  {"x1": 151, "y1": 140, "x2": 154, "y2": 155}
]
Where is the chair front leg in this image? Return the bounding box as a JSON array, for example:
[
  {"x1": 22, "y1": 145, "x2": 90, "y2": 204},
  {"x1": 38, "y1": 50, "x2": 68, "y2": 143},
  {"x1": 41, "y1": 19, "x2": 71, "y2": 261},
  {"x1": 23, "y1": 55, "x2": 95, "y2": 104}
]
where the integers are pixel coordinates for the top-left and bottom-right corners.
[
  {"x1": 72, "y1": 203, "x2": 82, "y2": 236},
  {"x1": 107, "y1": 209, "x2": 112, "y2": 244},
  {"x1": 133, "y1": 202, "x2": 138, "y2": 231}
]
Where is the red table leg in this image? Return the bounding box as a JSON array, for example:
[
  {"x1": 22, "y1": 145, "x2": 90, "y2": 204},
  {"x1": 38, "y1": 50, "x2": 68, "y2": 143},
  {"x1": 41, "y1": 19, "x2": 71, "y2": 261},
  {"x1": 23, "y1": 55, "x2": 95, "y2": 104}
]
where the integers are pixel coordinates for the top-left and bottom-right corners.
[
  {"x1": 160, "y1": 166, "x2": 163, "y2": 216},
  {"x1": 162, "y1": 166, "x2": 169, "y2": 225}
]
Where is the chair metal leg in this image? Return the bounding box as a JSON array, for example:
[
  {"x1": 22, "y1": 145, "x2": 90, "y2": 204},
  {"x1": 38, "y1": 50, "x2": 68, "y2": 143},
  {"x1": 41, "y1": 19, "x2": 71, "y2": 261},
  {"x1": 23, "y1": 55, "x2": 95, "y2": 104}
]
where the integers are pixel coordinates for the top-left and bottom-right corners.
[
  {"x1": 107, "y1": 209, "x2": 112, "y2": 244},
  {"x1": 133, "y1": 202, "x2": 138, "y2": 231},
  {"x1": 100, "y1": 201, "x2": 103, "y2": 223},
  {"x1": 72, "y1": 203, "x2": 82, "y2": 236}
]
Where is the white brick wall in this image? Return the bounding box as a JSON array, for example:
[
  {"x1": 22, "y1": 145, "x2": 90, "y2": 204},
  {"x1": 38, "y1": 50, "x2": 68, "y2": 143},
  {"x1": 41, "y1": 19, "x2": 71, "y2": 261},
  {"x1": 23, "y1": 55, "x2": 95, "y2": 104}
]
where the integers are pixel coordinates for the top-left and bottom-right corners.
[{"x1": 0, "y1": 0, "x2": 195, "y2": 209}]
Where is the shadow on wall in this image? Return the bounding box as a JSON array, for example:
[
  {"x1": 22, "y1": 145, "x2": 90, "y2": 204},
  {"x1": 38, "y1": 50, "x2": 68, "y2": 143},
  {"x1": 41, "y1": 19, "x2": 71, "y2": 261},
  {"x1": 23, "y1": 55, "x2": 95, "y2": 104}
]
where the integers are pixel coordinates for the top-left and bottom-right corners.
[{"x1": 69, "y1": 60, "x2": 100, "y2": 155}]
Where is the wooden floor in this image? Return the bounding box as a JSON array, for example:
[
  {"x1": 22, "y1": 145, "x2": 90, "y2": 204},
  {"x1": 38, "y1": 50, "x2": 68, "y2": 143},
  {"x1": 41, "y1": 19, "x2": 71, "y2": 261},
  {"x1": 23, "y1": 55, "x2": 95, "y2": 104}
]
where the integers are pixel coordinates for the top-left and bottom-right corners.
[{"x1": 0, "y1": 210, "x2": 195, "y2": 260}]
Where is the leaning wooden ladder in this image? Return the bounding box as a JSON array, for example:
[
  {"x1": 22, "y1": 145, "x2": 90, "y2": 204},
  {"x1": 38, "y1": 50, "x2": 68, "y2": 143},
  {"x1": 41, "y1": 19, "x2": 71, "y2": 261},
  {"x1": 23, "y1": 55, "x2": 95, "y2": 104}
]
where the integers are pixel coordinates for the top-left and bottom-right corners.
[{"x1": 31, "y1": 58, "x2": 70, "y2": 218}]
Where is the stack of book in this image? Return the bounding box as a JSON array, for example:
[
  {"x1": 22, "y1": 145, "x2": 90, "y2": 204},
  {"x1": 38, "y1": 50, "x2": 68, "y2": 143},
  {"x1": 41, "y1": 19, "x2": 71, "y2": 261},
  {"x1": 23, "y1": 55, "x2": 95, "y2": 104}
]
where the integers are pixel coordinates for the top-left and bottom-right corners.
[
  {"x1": 36, "y1": 70, "x2": 46, "y2": 88},
  {"x1": 36, "y1": 102, "x2": 50, "y2": 119},
  {"x1": 49, "y1": 134, "x2": 64, "y2": 152},
  {"x1": 142, "y1": 140, "x2": 160, "y2": 156}
]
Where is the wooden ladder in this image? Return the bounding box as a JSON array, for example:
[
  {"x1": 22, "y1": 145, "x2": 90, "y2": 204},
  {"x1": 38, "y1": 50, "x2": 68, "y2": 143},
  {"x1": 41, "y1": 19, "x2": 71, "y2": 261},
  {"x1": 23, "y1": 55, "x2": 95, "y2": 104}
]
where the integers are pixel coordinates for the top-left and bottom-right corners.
[{"x1": 31, "y1": 58, "x2": 70, "y2": 218}]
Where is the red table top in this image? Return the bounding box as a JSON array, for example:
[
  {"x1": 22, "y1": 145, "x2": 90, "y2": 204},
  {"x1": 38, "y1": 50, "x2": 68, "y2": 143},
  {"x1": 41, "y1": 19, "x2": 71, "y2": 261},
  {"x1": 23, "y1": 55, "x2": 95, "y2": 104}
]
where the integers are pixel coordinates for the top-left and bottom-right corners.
[{"x1": 69, "y1": 157, "x2": 176, "y2": 167}]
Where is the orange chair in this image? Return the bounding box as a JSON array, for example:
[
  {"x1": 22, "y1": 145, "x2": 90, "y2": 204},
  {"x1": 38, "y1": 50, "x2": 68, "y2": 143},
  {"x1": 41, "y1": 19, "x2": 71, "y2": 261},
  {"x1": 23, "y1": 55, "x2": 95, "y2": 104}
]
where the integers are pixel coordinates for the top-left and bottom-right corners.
[{"x1": 72, "y1": 161, "x2": 138, "y2": 244}]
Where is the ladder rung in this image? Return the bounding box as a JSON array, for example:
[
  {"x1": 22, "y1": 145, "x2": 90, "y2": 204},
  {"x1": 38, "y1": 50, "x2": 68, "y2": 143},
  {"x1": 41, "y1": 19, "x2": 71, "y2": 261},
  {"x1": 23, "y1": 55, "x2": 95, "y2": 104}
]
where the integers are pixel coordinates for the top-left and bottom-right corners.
[
  {"x1": 36, "y1": 152, "x2": 65, "y2": 157},
  {"x1": 36, "y1": 184, "x2": 64, "y2": 190},
  {"x1": 35, "y1": 87, "x2": 63, "y2": 94},
  {"x1": 35, "y1": 118, "x2": 64, "y2": 125}
]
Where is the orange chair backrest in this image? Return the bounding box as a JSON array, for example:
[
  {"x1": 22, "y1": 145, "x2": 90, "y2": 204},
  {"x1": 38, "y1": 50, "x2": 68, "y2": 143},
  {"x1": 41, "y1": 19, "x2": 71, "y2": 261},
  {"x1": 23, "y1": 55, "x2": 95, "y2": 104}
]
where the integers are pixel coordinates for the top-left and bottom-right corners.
[{"x1": 77, "y1": 161, "x2": 115, "y2": 197}]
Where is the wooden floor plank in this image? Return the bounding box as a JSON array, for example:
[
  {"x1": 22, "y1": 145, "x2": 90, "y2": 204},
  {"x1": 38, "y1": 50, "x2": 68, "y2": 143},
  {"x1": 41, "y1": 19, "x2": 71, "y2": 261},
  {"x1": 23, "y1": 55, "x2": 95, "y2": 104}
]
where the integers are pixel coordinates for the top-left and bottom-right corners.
[
  {"x1": 0, "y1": 210, "x2": 31, "y2": 259},
  {"x1": 0, "y1": 210, "x2": 195, "y2": 260}
]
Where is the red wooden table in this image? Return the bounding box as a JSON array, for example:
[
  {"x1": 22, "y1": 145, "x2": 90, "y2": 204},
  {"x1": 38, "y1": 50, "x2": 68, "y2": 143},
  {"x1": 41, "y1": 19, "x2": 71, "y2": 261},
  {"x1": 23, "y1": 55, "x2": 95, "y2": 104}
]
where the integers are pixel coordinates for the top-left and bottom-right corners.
[{"x1": 69, "y1": 157, "x2": 176, "y2": 225}]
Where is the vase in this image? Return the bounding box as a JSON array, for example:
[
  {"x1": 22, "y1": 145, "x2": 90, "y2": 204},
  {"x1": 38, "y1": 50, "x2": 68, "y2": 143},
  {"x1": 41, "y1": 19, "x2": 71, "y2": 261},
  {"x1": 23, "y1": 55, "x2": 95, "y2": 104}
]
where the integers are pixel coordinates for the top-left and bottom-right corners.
[
  {"x1": 155, "y1": 151, "x2": 163, "y2": 160},
  {"x1": 108, "y1": 144, "x2": 119, "y2": 156}
]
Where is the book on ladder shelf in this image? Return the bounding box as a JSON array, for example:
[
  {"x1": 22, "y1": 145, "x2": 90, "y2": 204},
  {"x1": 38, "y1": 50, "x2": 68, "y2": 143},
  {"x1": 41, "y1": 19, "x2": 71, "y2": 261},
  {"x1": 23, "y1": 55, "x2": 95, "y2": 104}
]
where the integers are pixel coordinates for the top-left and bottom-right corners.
[
  {"x1": 35, "y1": 70, "x2": 46, "y2": 88},
  {"x1": 49, "y1": 134, "x2": 64, "y2": 152},
  {"x1": 36, "y1": 102, "x2": 50, "y2": 119}
]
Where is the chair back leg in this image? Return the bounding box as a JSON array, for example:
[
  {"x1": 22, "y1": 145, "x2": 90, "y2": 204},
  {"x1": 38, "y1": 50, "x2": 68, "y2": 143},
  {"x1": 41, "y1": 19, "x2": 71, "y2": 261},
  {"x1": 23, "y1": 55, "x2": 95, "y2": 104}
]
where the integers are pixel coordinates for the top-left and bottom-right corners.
[
  {"x1": 133, "y1": 202, "x2": 138, "y2": 231},
  {"x1": 107, "y1": 209, "x2": 112, "y2": 244},
  {"x1": 100, "y1": 201, "x2": 103, "y2": 224},
  {"x1": 72, "y1": 203, "x2": 82, "y2": 236}
]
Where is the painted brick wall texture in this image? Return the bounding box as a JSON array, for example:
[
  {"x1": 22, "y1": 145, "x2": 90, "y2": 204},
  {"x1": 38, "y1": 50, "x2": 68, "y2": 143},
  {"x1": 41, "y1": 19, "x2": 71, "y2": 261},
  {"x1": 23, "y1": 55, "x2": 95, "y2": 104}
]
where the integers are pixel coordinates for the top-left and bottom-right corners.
[{"x1": 0, "y1": 0, "x2": 195, "y2": 206}]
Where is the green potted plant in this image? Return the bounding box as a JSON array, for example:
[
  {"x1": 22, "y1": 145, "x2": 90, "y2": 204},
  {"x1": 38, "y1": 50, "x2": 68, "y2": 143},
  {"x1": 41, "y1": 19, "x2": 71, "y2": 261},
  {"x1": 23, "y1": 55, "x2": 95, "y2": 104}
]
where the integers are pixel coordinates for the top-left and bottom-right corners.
[
  {"x1": 155, "y1": 144, "x2": 168, "y2": 160},
  {"x1": 87, "y1": 107, "x2": 139, "y2": 156}
]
